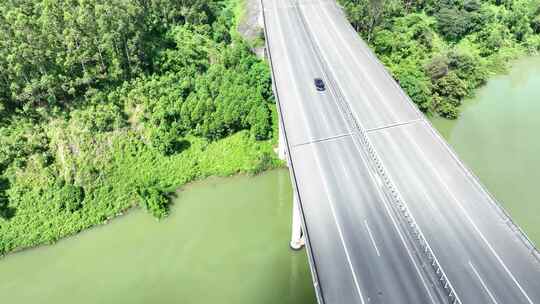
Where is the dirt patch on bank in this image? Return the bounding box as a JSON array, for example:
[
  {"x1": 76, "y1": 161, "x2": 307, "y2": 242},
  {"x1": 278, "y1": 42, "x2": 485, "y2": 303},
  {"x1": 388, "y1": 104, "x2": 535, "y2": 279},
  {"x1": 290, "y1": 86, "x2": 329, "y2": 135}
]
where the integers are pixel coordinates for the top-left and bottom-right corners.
[{"x1": 237, "y1": 0, "x2": 265, "y2": 57}]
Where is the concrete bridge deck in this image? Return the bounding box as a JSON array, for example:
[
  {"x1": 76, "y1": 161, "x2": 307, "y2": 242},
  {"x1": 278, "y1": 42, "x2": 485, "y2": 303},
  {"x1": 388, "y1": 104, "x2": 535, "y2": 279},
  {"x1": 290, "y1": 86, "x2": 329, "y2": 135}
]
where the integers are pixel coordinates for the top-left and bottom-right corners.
[{"x1": 262, "y1": 0, "x2": 540, "y2": 303}]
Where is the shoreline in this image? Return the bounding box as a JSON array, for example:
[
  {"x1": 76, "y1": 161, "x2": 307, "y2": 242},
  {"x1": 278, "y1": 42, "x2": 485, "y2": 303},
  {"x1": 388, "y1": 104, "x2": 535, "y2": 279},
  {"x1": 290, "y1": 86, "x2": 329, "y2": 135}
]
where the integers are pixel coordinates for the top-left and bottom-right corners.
[{"x1": 0, "y1": 166, "x2": 287, "y2": 260}]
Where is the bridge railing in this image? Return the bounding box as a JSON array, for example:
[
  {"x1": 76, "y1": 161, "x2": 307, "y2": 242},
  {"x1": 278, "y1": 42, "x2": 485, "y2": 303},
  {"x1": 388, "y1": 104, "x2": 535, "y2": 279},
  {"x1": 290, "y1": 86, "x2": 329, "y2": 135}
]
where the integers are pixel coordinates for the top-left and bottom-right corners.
[
  {"x1": 335, "y1": 7, "x2": 540, "y2": 263},
  {"x1": 292, "y1": 2, "x2": 462, "y2": 303}
]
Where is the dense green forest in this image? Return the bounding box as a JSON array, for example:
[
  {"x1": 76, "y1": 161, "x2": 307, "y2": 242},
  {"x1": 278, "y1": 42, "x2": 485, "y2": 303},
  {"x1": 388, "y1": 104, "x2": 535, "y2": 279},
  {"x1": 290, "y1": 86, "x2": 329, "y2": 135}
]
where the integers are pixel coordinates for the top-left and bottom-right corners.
[
  {"x1": 0, "y1": 0, "x2": 279, "y2": 254},
  {"x1": 2, "y1": 0, "x2": 539, "y2": 256},
  {"x1": 338, "y1": 0, "x2": 540, "y2": 118}
]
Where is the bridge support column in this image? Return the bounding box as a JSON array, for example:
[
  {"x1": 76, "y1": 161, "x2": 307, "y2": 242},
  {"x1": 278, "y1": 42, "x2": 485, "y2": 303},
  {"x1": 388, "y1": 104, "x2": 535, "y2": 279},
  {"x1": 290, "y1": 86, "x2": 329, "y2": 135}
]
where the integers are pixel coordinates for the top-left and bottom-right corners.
[
  {"x1": 290, "y1": 194, "x2": 305, "y2": 250},
  {"x1": 277, "y1": 120, "x2": 287, "y2": 162}
]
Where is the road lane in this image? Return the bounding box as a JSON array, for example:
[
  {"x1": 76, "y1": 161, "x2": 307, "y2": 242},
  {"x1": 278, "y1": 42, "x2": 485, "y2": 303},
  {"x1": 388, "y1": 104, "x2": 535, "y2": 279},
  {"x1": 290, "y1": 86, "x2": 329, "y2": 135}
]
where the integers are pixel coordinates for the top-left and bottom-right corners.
[
  {"x1": 264, "y1": 0, "x2": 540, "y2": 302},
  {"x1": 295, "y1": 1, "x2": 540, "y2": 302},
  {"x1": 368, "y1": 122, "x2": 540, "y2": 303},
  {"x1": 309, "y1": 0, "x2": 421, "y2": 128},
  {"x1": 264, "y1": 0, "x2": 349, "y2": 146},
  {"x1": 264, "y1": 0, "x2": 444, "y2": 302},
  {"x1": 291, "y1": 135, "x2": 439, "y2": 303}
]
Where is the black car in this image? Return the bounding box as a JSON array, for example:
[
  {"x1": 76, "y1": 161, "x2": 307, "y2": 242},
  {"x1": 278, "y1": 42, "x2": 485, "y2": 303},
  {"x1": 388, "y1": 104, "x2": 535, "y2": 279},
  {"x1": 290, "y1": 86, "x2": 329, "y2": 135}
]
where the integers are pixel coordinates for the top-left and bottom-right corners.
[{"x1": 314, "y1": 78, "x2": 325, "y2": 91}]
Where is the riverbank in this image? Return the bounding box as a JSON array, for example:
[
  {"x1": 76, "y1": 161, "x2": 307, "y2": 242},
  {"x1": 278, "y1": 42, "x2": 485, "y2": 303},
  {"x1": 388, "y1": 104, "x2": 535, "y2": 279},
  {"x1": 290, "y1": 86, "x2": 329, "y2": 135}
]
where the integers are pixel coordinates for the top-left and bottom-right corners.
[
  {"x1": 338, "y1": 0, "x2": 540, "y2": 118},
  {"x1": 2, "y1": 0, "x2": 539, "y2": 260},
  {"x1": 0, "y1": 129, "x2": 282, "y2": 256},
  {"x1": 0, "y1": 170, "x2": 316, "y2": 304},
  {"x1": 0, "y1": 0, "x2": 279, "y2": 256},
  {"x1": 2, "y1": 54, "x2": 539, "y2": 302}
]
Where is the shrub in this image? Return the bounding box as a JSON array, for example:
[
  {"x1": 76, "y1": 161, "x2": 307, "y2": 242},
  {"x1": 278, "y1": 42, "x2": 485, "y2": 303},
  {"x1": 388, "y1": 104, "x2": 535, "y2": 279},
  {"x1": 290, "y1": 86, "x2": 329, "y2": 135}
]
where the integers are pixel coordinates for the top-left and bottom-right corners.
[
  {"x1": 70, "y1": 103, "x2": 127, "y2": 133},
  {"x1": 249, "y1": 151, "x2": 275, "y2": 175},
  {"x1": 394, "y1": 66, "x2": 433, "y2": 112},
  {"x1": 149, "y1": 126, "x2": 185, "y2": 156},
  {"x1": 249, "y1": 105, "x2": 272, "y2": 140},
  {"x1": 433, "y1": 72, "x2": 469, "y2": 106},
  {"x1": 0, "y1": 177, "x2": 12, "y2": 219},
  {"x1": 58, "y1": 184, "x2": 85, "y2": 212},
  {"x1": 0, "y1": 0, "x2": 279, "y2": 256},
  {"x1": 437, "y1": 102, "x2": 459, "y2": 119},
  {"x1": 136, "y1": 187, "x2": 170, "y2": 219},
  {"x1": 425, "y1": 55, "x2": 450, "y2": 80}
]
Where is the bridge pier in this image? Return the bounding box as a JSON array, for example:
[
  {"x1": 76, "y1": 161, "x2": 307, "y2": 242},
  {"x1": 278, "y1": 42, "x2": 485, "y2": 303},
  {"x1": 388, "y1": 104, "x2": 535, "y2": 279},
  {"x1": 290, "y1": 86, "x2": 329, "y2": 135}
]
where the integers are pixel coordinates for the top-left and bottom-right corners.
[
  {"x1": 277, "y1": 120, "x2": 287, "y2": 161},
  {"x1": 290, "y1": 194, "x2": 305, "y2": 250}
]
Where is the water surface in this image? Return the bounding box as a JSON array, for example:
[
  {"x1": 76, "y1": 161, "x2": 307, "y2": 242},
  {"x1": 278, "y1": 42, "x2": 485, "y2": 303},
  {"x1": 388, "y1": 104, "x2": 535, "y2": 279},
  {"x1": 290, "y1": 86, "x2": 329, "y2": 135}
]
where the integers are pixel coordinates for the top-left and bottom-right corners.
[
  {"x1": 0, "y1": 170, "x2": 316, "y2": 304},
  {"x1": 432, "y1": 56, "x2": 540, "y2": 246},
  {"x1": 2, "y1": 56, "x2": 540, "y2": 304}
]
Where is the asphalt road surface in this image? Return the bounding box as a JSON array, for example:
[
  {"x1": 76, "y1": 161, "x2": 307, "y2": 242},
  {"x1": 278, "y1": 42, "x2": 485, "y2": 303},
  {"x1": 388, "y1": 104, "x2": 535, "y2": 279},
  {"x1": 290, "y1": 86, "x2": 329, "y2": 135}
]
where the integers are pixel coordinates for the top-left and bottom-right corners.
[{"x1": 262, "y1": 0, "x2": 540, "y2": 303}]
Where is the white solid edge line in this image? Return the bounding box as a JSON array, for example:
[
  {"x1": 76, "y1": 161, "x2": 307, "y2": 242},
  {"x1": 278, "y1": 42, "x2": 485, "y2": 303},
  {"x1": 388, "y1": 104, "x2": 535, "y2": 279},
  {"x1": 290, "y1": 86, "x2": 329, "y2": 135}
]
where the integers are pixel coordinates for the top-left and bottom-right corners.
[
  {"x1": 406, "y1": 129, "x2": 534, "y2": 304},
  {"x1": 469, "y1": 261, "x2": 500, "y2": 304},
  {"x1": 303, "y1": 4, "x2": 437, "y2": 304},
  {"x1": 317, "y1": 2, "x2": 402, "y2": 122},
  {"x1": 364, "y1": 220, "x2": 381, "y2": 257},
  {"x1": 273, "y1": 3, "x2": 366, "y2": 303},
  {"x1": 300, "y1": 2, "x2": 438, "y2": 302},
  {"x1": 317, "y1": 2, "x2": 533, "y2": 302}
]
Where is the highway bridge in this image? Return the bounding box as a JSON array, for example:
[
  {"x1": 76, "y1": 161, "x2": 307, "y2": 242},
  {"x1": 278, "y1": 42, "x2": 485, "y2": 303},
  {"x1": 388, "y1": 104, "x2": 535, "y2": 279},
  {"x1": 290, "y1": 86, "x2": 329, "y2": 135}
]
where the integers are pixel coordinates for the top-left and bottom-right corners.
[{"x1": 261, "y1": 0, "x2": 540, "y2": 303}]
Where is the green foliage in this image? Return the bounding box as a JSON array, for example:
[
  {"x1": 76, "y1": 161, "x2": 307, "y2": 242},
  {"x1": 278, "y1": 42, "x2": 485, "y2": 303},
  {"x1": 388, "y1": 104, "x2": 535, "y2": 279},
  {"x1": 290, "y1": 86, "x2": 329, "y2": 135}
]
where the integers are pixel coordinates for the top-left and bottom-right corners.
[
  {"x1": 435, "y1": 0, "x2": 485, "y2": 41},
  {"x1": 433, "y1": 71, "x2": 469, "y2": 106},
  {"x1": 69, "y1": 103, "x2": 127, "y2": 133},
  {"x1": 0, "y1": 128, "x2": 279, "y2": 254},
  {"x1": 156, "y1": 26, "x2": 214, "y2": 74},
  {"x1": 249, "y1": 151, "x2": 276, "y2": 175},
  {"x1": 0, "y1": 0, "x2": 234, "y2": 110},
  {"x1": 394, "y1": 61, "x2": 434, "y2": 111},
  {"x1": 121, "y1": 35, "x2": 272, "y2": 144},
  {"x1": 54, "y1": 181, "x2": 85, "y2": 212},
  {"x1": 136, "y1": 187, "x2": 169, "y2": 219},
  {"x1": 1, "y1": 0, "x2": 144, "y2": 107},
  {"x1": 339, "y1": 0, "x2": 540, "y2": 118},
  {"x1": 425, "y1": 55, "x2": 450, "y2": 80},
  {"x1": 339, "y1": 0, "x2": 404, "y2": 41},
  {"x1": 0, "y1": 177, "x2": 12, "y2": 219},
  {"x1": 447, "y1": 47, "x2": 489, "y2": 88},
  {"x1": 0, "y1": 0, "x2": 278, "y2": 255},
  {"x1": 148, "y1": 127, "x2": 188, "y2": 156},
  {"x1": 0, "y1": 119, "x2": 49, "y2": 171},
  {"x1": 437, "y1": 7, "x2": 469, "y2": 40},
  {"x1": 532, "y1": 13, "x2": 540, "y2": 33},
  {"x1": 436, "y1": 101, "x2": 459, "y2": 118}
]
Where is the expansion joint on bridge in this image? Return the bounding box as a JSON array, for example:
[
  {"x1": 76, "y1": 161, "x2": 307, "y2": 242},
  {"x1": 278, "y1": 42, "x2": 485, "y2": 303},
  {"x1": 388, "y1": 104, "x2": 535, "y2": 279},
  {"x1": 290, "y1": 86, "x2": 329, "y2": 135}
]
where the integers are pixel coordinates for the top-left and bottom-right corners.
[
  {"x1": 364, "y1": 119, "x2": 423, "y2": 133},
  {"x1": 292, "y1": 133, "x2": 353, "y2": 148}
]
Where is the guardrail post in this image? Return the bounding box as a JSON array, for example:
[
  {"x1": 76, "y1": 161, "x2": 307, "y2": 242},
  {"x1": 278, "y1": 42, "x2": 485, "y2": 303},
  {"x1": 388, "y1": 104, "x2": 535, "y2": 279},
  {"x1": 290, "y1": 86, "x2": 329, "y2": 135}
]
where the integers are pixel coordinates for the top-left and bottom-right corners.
[{"x1": 290, "y1": 194, "x2": 305, "y2": 250}]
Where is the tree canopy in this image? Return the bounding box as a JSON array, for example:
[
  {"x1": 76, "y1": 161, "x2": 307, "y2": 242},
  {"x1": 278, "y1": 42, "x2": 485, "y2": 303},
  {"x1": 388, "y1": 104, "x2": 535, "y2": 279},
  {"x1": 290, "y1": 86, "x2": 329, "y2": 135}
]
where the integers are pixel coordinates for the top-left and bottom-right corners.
[
  {"x1": 338, "y1": 0, "x2": 540, "y2": 118},
  {"x1": 0, "y1": 0, "x2": 278, "y2": 254}
]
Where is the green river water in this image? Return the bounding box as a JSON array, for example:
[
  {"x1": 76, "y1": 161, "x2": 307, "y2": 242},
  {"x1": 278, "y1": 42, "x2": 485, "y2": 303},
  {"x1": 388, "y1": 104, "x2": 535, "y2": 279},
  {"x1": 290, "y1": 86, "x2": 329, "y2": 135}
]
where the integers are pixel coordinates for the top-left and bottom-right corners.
[
  {"x1": 0, "y1": 170, "x2": 316, "y2": 304},
  {"x1": 431, "y1": 56, "x2": 540, "y2": 246},
  {"x1": 1, "y1": 56, "x2": 539, "y2": 303}
]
